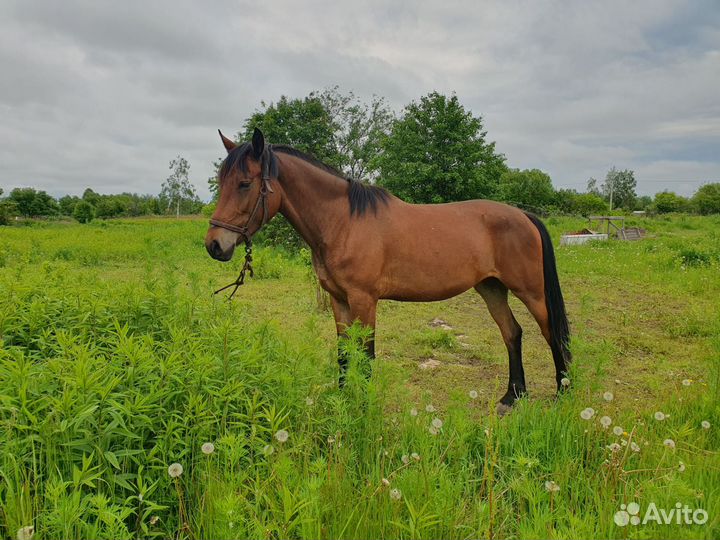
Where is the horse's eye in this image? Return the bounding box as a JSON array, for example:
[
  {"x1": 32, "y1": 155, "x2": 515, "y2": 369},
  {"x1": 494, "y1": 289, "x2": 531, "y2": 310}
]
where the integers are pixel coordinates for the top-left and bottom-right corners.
[{"x1": 238, "y1": 181, "x2": 252, "y2": 190}]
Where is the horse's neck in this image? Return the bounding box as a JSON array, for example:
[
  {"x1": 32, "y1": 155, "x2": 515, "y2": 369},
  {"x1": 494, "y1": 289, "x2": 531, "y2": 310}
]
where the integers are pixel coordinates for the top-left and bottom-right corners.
[{"x1": 276, "y1": 155, "x2": 349, "y2": 252}]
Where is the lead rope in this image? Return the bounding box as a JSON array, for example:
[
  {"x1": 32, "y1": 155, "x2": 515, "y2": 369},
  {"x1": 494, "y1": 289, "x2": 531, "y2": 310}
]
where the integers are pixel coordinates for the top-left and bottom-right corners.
[{"x1": 213, "y1": 239, "x2": 254, "y2": 298}]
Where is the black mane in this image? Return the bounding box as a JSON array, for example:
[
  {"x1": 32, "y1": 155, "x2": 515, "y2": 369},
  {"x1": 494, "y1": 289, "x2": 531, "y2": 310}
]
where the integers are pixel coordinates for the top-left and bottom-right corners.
[{"x1": 219, "y1": 143, "x2": 389, "y2": 217}]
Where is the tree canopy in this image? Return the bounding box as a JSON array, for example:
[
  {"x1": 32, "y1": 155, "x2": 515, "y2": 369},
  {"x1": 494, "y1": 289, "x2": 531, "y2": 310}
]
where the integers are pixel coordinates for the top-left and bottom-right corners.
[
  {"x1": 374, "y1": 92, "x2": 507, "y2": 204},
  {"x1": 497, "y1": 169, "x2": 556, "y2": 212},
  {"x1": 692, "y1": 183, "x2": 720, "y2": 215},
  {"x1": 653, "y1": 191, "x2": 688, "y2": 213},
  {"x1": 7, "y1": 188, "x2": 59, "y2": 217}
]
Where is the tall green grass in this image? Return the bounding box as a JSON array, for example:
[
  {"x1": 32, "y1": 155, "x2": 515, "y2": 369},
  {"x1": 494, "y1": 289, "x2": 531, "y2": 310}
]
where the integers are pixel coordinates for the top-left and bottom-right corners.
[{"x1": 1, "y1": 217, "x2": 718, "y2": 539}]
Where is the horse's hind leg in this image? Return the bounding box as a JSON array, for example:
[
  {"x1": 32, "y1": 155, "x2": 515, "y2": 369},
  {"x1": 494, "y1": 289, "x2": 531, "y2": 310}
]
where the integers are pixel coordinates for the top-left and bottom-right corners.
[
  {"x1": 475, "y1": 278, "x2": 526, "y2": 413},
  {"x1": 514, "y1": 292, "x2": 568, "y2": 391}
]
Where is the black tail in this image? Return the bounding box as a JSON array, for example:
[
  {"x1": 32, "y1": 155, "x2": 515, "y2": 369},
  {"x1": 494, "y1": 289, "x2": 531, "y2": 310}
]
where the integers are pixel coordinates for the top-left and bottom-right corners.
[{"x1": 524, "y1": 212, "x2": 571, "y2": 364}]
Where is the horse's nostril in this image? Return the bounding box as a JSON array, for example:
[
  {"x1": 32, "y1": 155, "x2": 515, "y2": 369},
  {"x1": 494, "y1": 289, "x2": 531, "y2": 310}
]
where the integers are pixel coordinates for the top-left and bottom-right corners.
[{"x1": 207, "y1": 239, "x2": 221, "y2": 258}]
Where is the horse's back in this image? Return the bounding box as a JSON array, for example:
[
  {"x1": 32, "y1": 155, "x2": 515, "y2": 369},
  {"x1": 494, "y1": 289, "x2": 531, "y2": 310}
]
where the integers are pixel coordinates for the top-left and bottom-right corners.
[{"x1": 361, "y1": 198, "x2": 544, "y2": 300}]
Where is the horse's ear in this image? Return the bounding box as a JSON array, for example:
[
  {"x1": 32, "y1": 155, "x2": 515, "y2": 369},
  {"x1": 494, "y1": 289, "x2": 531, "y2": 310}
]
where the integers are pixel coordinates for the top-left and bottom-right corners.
[
  {"x1": 218, "y1": 130, "x2": 236, "y2": 153},
  {"x1": 251, "y1": 127, "x2": 265, "y2": 159}
]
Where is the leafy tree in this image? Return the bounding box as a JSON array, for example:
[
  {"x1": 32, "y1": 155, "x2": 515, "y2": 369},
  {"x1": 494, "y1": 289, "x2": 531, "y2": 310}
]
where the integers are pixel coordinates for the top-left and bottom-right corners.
[
  {"x1": 319, "y1": 86, "x2": 393, "y2": 180},
  {"x1": 0, "y1": 188, "x2": 18, "y2": 225},
  {"x1": 653, "y1": 191, "x2": 688, "y2": 213},
  {"x1": 586, "y1": 177, "x2": 601, "y2": 197},
  {"x1": 635, "y1": 195, "x2": 652, "y2": 211},
  {"x1": 59, "y1": 195, "x2": 81, "y2": 216},
  {"x1": 82, "y1": 188, "x2": 101, "y2": 206},
  {"x1": 95, "y1": 197, "x2": 127, "y2": 219},
  {"x1": 207, "y1": 156, "x2": 224, "y2": 202},
  {"x1": 554, "y1": 188, "x2": 609, "y2": 216},
  {"x1": 243, "y1": 94, "x2": 339, "y2": 165},
  {"x1": 8, "y1": 188, "x2": 59, "y2": 217},
  {"x1": 601, "y1": 167, "x2": 637, "y2": 210},
  {"x1": 573, "y1": 193, "x2": 610, "y2": 216},
  {"x1": 497, "y1": 168, "x2": 556, "y2": 212},
  {"x1": 160, "y1": 156, "x2": 199, "y2": 218},
  {"x1": 554, "y1": 188, "x2": 579, "y2": 214},
  {"x1": 692, "y1": 182, "x2": 720, "y2": 215},
  {"x1": 375, "y1": 92, "x2": 506, "y2": 203},
  {"x1": 73, "y1": 200, "x2": 95, "y2": 223}
]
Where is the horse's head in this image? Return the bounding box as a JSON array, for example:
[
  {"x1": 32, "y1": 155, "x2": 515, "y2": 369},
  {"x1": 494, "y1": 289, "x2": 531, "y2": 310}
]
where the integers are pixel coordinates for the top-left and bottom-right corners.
[{"x1": 205, "y1": 128, "x2": 280, "y2": 261}]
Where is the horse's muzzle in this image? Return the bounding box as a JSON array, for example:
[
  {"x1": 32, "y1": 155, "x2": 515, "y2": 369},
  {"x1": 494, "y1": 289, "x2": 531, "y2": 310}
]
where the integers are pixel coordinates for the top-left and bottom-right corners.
[{"x1": 206, "y1": 238, "x2": 235, "y2": 261}]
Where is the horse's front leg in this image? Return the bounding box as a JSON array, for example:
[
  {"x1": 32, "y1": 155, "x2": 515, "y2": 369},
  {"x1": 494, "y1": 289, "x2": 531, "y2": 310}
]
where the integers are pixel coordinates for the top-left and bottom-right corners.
[{"x1": 330, "y1": 293, "x2": 377, "y2": 387}]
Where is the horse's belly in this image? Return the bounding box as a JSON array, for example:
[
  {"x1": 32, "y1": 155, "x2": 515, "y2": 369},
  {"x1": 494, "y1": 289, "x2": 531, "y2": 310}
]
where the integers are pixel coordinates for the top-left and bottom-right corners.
[
  {"x1": 379, "y1": 256, "x2": 485, "y2": 301},
  {"x1": 381, "y1": 284, "x2": 474, "y2": 302}
]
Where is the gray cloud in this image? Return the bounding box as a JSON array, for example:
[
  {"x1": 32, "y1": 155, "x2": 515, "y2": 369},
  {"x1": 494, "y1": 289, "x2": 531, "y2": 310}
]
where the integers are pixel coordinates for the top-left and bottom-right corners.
[{"x1": 1, "y1": 0, "x2": 718, "y2": 200}]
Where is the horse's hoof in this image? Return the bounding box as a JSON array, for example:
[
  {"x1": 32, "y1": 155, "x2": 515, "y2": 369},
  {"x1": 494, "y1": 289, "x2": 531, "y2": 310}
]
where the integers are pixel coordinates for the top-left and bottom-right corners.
[{"x1": 496, "y1": 402, "x2": 513, "y2": 417}]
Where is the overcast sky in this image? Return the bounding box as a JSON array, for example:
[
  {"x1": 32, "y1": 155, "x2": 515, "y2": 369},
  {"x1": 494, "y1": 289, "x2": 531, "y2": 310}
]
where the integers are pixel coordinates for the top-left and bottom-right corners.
[{"x1": 1, "y1": 0, "x2": 718, "y2": 200}]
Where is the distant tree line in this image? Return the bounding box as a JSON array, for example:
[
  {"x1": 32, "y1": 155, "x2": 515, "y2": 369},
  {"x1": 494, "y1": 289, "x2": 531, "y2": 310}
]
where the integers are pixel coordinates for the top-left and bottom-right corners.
[
  {"x1": 3, "y1": 88, "x2": 719, "y2": 228},
  {"x1": 1, "y1": 157, "x2": 203, "y2": 225}
]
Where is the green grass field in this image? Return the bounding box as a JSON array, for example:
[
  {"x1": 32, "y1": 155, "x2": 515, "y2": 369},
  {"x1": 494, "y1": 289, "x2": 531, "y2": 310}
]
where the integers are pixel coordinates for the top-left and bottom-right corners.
[{"x1": 1, "y1": 214, "x2": 718, "y2": 539}]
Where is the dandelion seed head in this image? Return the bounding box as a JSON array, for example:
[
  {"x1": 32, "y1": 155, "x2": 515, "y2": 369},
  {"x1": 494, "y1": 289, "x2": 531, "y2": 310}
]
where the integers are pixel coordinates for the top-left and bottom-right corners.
[
  {"x1": 16, "y1": 526, "x2": 35, "y2": 540},
  {"x1": 201, "y1": 442, "x2": 215, "y2": 455},
  {"x1": 682, "y1": 379, "x2": 691, "y2": 387},
  {"x1": 561, "y1": 377, "x2": 571, "y2": 387},
  {"x1": 600, "y1": 416, "x2": 612, "y2": 428},
  {"x1": 381, "y1": 478, "x2": 390, "y2": 487},
  {"x1": 678, "y1": 461, "x2": 686, "y2": 472},
  {"x1": 168, "y1": 463, "x2": 183, "y2": 478},
  {"x1": 274, "y1": 429, "x2": 289, "y2": 443},
  {"x1": 654, "y1": 411, "x2": 666, "y2": 421},
  {"x1": 701, "y1": 420, "x2": 710, "y2": 430},
  {"x1": 410, "y1": 408, "x2": 418, "y2": 417},
  {"x1": 425, "y1": 404, "x2": 436, "y2": 413},
  {"x1": 429, "y1": 426, "x2": 439, "y2": 436},
  {"x1": 431, "y1": 417, "x2": 443, "y2": 429},
  {"x1": 613, "y1": 426, "x2": 624, "y2": 436},
  {"x1": 580, "y1": 407, "x2": 595, "y2": 420},
  {"x1": 663, "y1": 438, "x2": 676, "y2": 449},
  {"x1": 401, "y1": 454, "x2": 409, "y2": 465},
  {"x1": 469, "y1": 390, "x2": 479, "y2": 399},
  {"x1": 603, "y1": 391, "x2": 614, "y2": 402},
  {"x1": 544, "y1": 480, "x2": 560, "y2": 493},
  {"x1": 411, "y1": 452, "x2": 420, "y2": 461},
  {"x1": 630, "y1": 441, "x2": 640, "y2": 452},
  {"x1": 390, "y1": 488, "x2": 402, "y2": 500}
]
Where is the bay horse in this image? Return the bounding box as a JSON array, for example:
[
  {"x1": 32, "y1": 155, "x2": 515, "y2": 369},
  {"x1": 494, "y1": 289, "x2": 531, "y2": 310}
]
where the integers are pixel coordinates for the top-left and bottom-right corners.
[{"x1": 205, "y1": 128, "x2": 571, "y2": 413}]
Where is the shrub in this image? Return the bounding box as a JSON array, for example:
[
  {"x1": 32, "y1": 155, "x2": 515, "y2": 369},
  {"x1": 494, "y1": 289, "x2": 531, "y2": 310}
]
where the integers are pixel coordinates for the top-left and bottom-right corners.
[
  {"x1": 653, "y1": 191, "x2": 688, "y2": 214},
  {"x1": 73, "y1": 201, "x2": 95, "y2": 223}
]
